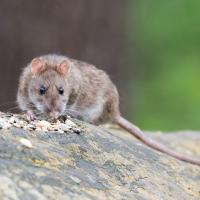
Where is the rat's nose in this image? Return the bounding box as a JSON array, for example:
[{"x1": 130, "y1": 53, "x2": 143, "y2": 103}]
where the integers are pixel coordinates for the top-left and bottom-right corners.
[{"x1": 48, "y1": 111, "x2": 59, "y2": 119}]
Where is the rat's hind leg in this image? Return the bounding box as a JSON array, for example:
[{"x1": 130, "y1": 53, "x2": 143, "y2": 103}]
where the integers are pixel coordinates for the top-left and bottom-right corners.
[
  {"x1": 74, "y1": 102, "x2": 104, "y2": 124},
  {"x1": 90, "y1": 99, "x2": 119, "y2": 125}
]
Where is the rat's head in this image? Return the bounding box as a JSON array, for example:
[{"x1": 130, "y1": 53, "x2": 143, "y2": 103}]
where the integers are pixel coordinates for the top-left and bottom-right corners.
[{"x1": 28, "y1": 57, "x2": 71, "y2": 119}]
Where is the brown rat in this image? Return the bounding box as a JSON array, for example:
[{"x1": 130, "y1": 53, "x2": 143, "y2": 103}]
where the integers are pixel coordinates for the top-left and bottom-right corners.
[{"x1": 17, "y1": 54, "x2": 200, "y2": 166}]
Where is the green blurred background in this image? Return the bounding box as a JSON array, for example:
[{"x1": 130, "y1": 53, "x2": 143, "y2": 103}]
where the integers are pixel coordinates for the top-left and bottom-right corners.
[{"x1": 128, "y1": 0, "x2": 200, "y2": 131}]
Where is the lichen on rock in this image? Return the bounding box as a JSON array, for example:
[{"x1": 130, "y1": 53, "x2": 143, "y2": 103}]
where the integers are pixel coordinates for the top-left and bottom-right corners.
[{"x1": 0, "y1": 113, "x2": 199, "y2": 200}]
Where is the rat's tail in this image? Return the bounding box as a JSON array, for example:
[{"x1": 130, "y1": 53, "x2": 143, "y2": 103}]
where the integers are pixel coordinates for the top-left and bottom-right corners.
[{"x1": 115, "y1": 116, "x2": 200, "y2": 166}]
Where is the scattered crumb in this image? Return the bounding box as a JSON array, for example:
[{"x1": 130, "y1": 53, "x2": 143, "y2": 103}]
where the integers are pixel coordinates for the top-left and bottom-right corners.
[
  {"x1": 0, "y1": 112, "x2": 81, "y2": 134},
  {"x1": 19, "y1": 138, "x2": 33, "y2": 148},
  {"x1": 69, "y1": 175, "x2": 81, "y2": 184}
]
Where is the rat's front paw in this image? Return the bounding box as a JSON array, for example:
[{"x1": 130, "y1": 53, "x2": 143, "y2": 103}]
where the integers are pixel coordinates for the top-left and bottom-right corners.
[{"x1": 24, "y1": 110, "x2": 36, "y2": 121}]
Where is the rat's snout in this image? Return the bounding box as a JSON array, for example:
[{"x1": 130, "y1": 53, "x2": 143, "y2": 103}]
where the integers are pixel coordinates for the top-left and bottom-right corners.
[
  {"x1": 44, "y1": 98, "x2": 64, "y2": 119},
  {"x1": 48, "y1": 111, "x2": 60, "y2": 119}
]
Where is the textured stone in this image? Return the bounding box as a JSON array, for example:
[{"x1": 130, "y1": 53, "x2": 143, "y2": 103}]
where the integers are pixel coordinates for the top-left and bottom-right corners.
[{"x1": 0, "y1": 119, "x2": 199, "y2": 200}]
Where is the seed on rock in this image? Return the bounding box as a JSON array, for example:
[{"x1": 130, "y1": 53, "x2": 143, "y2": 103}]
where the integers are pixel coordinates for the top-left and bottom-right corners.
[
  {"x1": 19, "y1": 138, "x2": 33, "y2": 148},
  {"x1": 65, "y1": 119, "x2": 76, "y2": 127}
]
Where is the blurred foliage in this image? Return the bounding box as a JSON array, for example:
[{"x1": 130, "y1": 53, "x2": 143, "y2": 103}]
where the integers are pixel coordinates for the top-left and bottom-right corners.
[{"x1": 127, "y1": 0, "x2": 200, "y2": 130}]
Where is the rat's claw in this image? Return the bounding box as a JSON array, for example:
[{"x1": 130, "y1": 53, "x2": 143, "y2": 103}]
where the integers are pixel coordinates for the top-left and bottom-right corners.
[{"x1": 25, "y1": 111, "x2": 36, "y2": 121}]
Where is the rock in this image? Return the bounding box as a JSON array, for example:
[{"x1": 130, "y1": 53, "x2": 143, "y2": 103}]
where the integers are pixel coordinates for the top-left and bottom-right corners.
[{"x1": 0, "y1": 117, "x2": 199, "y2": 200}]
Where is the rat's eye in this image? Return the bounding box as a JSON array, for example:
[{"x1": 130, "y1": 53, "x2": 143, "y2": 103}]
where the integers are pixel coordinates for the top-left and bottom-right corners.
[
  {"x1": 39, "y1": 86, "x2": 46, "y2": 95},
  {"x1": 58, "y1": 87, "x2": 64, "y2": 95}
]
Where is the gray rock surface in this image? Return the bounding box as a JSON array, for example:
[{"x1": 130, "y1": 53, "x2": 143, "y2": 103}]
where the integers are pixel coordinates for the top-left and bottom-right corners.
[{"x1": 0, "y1": 119, "x2": 200, "y2": 200}]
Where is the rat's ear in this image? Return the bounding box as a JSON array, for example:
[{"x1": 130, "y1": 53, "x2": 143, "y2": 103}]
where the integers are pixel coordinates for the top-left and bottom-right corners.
[
  {"x1": 31, "y1": 58, "x2": 46, "y2": 75},
  {"x1": 56, "y1": 60, "x2": 71, "y2": 75}
]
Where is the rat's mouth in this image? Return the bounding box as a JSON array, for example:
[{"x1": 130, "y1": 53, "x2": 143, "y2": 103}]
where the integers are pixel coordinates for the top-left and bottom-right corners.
[{"x1": 48, "y1": 111, "x2": 60, "y2": 119}]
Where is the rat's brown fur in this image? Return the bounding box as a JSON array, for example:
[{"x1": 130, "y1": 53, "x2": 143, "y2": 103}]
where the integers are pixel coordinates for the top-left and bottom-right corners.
[{"x1": 17, "y1": 54, "x2": 200, "y2": 166}]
